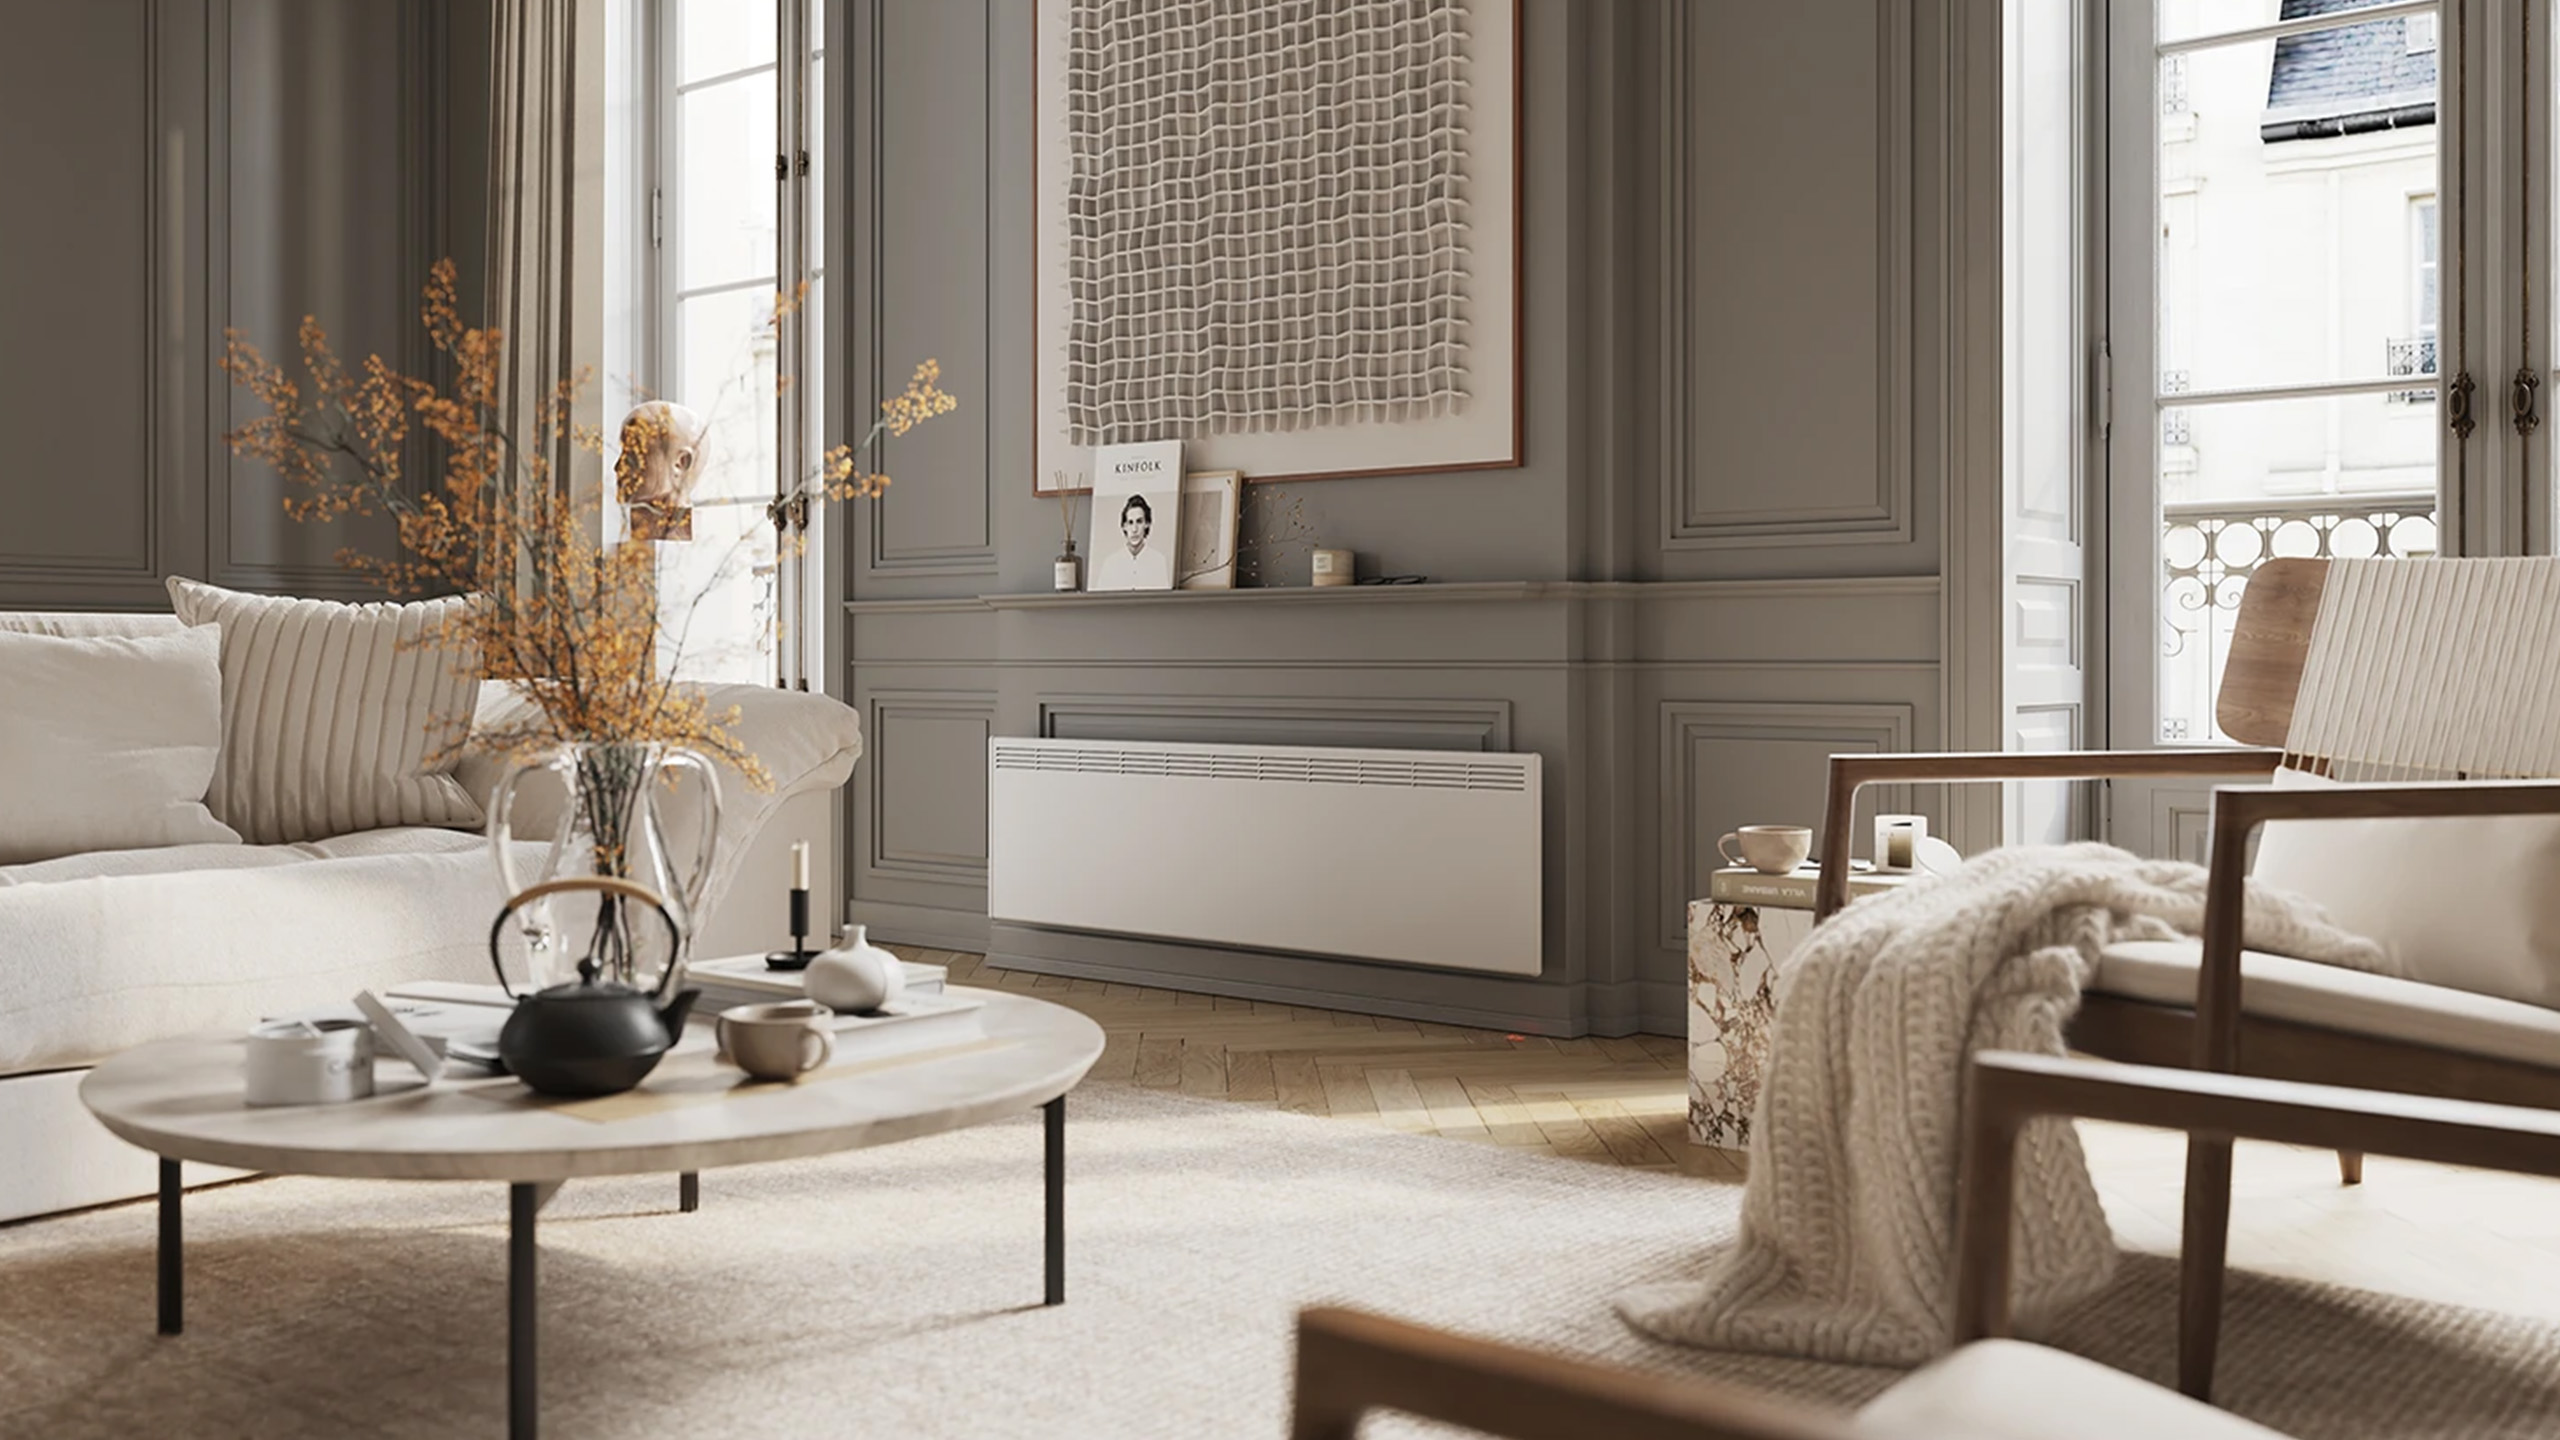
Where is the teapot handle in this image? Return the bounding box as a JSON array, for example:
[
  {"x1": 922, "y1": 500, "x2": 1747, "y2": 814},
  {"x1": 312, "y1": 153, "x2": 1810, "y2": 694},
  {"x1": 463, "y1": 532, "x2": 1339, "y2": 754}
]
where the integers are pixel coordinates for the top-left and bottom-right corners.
[{"x1": 488, "y1": 876, "x2": 680, "y2": 999}]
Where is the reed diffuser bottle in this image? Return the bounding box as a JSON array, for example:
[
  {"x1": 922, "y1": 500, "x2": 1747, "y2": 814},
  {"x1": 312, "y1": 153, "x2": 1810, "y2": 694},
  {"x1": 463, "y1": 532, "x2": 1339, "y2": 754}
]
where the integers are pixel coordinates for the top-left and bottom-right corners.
[{"x1": 1052, "y1": 477, "x2": 1083, "y2": 591}]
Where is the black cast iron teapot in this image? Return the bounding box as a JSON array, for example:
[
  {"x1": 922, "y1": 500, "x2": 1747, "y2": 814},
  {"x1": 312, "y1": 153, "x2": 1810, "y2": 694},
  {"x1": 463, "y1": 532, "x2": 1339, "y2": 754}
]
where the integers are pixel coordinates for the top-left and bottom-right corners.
[{"x1": 488, "y1": 876, "x2": 699, "y2": 1097}]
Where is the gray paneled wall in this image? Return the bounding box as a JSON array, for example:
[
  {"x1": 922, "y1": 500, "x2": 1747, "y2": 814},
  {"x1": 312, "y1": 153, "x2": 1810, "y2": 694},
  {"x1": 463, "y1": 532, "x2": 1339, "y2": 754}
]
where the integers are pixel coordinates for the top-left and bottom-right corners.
[
  {"x1": 838, "y1": 0, "x2": 1990, "y2": 1035},
  {"x1": 0, "y1": 0, "x2": 474, "y2": 611}
]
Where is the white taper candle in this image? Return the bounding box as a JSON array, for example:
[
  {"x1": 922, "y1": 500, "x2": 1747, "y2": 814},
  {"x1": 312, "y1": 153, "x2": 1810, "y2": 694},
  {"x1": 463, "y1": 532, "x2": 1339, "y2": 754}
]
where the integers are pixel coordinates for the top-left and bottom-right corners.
[{"x1": 792, "y1": 840, "x2": 810, "y2": 891}]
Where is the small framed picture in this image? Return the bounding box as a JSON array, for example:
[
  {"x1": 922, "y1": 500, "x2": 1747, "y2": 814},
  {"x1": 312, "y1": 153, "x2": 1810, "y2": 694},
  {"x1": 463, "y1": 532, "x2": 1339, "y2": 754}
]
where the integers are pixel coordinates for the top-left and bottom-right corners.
[
  {"x1": 1177, "y1": 470, "x2": 1243, "y2": 590},
  {"x1": 1086, "y1": 441, "x2": 1184, "y2": 592}
]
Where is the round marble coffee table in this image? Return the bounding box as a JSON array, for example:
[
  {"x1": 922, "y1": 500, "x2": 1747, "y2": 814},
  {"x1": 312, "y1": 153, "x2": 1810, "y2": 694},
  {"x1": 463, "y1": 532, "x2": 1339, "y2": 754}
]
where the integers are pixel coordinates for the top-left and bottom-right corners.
[{"x1": 81, "y1": 987, "x2": 1103, "y2": 1440}]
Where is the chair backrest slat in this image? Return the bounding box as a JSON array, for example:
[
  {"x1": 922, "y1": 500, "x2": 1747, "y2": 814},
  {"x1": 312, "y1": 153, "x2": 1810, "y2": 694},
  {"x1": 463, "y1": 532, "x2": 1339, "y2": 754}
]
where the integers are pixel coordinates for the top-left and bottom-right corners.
[{"x1": 2258, "y1": 556, "x2": 2560, "y2": 781}]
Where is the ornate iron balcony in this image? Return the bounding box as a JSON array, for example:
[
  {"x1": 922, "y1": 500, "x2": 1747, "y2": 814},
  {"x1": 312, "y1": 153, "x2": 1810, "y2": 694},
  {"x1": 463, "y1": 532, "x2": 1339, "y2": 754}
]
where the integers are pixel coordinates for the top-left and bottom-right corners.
[{"x1": 2163, "y1": 490, "x2": 2437, "y2": 622}]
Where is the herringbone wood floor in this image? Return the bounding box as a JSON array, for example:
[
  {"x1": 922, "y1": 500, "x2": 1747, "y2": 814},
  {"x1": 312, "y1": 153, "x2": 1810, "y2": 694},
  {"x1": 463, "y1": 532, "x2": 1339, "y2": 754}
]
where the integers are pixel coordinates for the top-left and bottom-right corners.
[
  {"x1": 917, "y1": 949, "x2": 1740, "y2": 1181},
  {"x1": 914, "y1": 946, "x2": 2560, "y2": 1325}
]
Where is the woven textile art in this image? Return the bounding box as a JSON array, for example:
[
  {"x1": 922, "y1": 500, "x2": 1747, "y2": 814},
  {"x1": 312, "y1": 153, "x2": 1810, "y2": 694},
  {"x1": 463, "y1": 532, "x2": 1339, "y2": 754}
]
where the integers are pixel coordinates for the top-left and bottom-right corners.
[{"x1": 1064, "y1": 0, "x2": 1474, "y2": 444}]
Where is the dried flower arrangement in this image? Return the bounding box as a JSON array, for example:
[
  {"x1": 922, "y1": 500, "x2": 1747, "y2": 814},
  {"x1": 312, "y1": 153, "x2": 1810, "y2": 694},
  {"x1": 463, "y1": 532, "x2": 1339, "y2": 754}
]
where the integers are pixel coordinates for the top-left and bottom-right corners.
[{"x1": 221, "y1": 260, "x2": 956, "y2": 787}]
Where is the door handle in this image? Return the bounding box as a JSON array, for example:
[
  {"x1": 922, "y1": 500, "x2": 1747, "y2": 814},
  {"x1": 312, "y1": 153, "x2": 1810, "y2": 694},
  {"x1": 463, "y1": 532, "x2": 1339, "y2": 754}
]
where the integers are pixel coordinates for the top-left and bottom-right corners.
[{"x1": 2514, "y1": 368, "x2": 2543, "y2": 437}]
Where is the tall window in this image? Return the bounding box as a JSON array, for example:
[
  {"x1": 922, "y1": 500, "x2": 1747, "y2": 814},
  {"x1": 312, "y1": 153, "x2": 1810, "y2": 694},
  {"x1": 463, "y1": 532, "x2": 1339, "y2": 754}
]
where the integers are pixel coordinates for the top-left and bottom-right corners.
[
  {"x1": 2139, "y1": 0, "x2": 2442, "y2": 747},
  {"x1": 608, "y1": 1, "x2": 823, "y2": 687}
]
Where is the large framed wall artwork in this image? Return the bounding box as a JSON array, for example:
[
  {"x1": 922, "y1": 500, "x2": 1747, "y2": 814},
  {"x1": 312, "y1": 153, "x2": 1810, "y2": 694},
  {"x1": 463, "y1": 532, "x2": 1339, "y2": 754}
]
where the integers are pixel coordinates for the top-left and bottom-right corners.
[{"x1": 1033, "y1": 0, "x2": 1521, "y2": 494}]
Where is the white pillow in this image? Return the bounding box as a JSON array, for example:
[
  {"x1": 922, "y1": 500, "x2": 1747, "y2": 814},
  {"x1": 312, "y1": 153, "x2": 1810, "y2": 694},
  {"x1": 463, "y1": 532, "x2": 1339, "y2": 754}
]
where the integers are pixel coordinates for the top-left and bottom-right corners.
[
  {"x1": 2250, "y1": 766, "x2": 2560, "y2": 1007},
  {"x1": 166, "y1": 577, "x2": 484, "y2": 845},
  {"x1": 0, "y1": 625, "x2": 242, "y2": 863}
]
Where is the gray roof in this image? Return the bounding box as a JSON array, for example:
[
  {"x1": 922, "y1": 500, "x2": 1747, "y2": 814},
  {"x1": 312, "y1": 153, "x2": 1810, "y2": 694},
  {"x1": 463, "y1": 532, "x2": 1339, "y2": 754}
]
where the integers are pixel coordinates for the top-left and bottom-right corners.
[{"x1": 2262, "y1": 0, "x2": 2438, "y2": 142}]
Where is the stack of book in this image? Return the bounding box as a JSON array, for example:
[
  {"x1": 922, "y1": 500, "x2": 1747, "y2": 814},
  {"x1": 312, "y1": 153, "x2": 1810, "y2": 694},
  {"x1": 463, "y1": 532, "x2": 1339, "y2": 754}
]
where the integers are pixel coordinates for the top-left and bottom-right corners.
[
  {"x1": 1706, "y1": 864, "x2": 1921, "y2": 909},
  {"x1": 685, "y1": 952, "x2": 948, "y2": 1012}
]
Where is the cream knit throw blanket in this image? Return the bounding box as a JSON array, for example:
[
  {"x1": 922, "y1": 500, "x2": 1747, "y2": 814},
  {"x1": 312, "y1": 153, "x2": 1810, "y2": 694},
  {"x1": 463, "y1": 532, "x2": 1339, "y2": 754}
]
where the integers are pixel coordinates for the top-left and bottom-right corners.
[{"x1": 1618, "y1": 842, "x2": 2390, "y2": 1366}]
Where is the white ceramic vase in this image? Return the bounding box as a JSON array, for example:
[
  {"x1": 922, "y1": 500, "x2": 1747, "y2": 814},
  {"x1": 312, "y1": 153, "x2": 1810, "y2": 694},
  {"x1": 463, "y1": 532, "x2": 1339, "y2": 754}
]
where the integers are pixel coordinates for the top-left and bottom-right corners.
[{"x1": 804, "y1": 924, "x2": 905, "y2": 1014}]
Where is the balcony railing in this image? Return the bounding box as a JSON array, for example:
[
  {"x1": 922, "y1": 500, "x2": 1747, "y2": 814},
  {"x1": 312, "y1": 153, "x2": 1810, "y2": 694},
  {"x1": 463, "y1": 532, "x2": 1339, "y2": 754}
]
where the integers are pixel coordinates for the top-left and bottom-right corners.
[
  {"x1": 2163, "y1": 490, "x2": 2437, "y2": 619},
  {"x1": 2158, "y1": 491, "x2": 2436, "y2": 741}
]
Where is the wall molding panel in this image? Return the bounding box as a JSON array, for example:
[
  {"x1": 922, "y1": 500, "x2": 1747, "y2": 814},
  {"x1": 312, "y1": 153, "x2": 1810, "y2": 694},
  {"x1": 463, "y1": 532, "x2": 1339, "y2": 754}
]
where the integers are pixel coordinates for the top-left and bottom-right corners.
[
  {"x1": 0, "y1": 0, "x2": 459, "y2": 612},
  {"x1": 863, "y1": 688, "x2": 998, "y2": 885},
  {"x1": 1658, "y1": 0, "x2": 1917, "y2": 553}
]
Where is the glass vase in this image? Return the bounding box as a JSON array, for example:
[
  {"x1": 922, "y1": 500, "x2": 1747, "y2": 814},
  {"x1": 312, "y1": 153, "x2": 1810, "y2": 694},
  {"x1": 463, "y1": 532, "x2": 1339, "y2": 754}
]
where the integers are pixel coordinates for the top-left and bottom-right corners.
[{"x1": 486, "y1": 741, "x2": 722, "y2": 989}]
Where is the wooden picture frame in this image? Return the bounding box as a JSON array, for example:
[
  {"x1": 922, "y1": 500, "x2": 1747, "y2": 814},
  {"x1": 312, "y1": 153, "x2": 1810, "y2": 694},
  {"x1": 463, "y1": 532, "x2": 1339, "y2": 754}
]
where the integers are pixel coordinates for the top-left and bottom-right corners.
[
  {"x1": 1031, "y1": 0, "x2": 1523, "y2": 494},
  {"x1": 1177, "y1": 470, "x2": 1243, "y2": 590}
]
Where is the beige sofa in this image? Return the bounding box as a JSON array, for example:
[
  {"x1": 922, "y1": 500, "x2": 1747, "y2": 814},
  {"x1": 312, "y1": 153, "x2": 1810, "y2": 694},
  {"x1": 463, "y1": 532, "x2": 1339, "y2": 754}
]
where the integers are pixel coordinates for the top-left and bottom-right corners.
[{"x1": 0, "y1": 612, "x2": 862, "y2": 1221}]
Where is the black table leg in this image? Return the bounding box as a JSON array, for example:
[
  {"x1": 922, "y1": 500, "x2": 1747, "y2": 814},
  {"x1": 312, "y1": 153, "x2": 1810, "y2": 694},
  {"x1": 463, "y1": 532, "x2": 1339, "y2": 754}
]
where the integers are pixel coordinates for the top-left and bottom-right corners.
[
  {"x1": 157, "y1": 1158, "x2": 181, "y2": 1336},
  {"x1": 679, "y1": 1171, "x2": 699, "y2": 1213},
  {"x1": 510, "y1": 1183, "x2": 538, "y2": 1440},
  {"x1": 1044, "y1": 1095, "x2": 1065, "y2": 1306}
]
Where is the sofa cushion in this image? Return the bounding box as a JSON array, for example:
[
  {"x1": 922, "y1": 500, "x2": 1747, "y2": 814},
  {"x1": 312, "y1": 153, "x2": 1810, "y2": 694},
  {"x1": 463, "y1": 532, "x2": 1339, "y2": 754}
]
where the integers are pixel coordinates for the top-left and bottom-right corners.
[
  {"x1": 0, "y1": 626, "x2": 242, "y2": 864},
  {"x1": 1856, "y1": 1340, "x2": 2289, "y2": 1439},
  {"x1": 2252, "y1": 766, "x2": 2560, "y2": 1008},
  {"x1": 0, "y1": 612, "x2": 185, "y2": 640},
  {"x1": 2094, "y1": 939, "x2": 2560, "y2": 1068},
  {"x1": 167, "y1": 577, "x2": 484, "y2": 845},
  {"x1": 0, "y1": 828, "x2": 542, "y2": 1076}
]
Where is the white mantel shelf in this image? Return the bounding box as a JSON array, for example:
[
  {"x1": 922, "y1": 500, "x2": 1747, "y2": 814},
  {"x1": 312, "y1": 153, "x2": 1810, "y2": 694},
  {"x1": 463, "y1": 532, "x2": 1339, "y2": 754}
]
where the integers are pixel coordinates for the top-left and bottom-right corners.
[{"x1": 843, "y1": 575, "x2": 1942, "y2": 616}]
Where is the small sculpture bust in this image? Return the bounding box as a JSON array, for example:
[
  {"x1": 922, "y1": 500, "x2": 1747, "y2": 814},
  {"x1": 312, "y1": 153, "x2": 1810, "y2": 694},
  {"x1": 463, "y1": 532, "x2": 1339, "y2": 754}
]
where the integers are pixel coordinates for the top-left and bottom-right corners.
[{"x1": 615, "y1": 401, "x2": 709, "y2": 542}]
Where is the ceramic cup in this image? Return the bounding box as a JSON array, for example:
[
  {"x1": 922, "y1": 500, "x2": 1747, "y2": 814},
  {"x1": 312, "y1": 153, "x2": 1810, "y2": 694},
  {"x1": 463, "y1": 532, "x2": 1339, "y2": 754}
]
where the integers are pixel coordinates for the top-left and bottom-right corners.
[
  {"x1": 244, "y1": 1019, "x2": 375, "y2": 1106},
  {"x1": 1717, "y1": 824, "x2": 1813, "y2": 876},
  {"x1": 716, "y1": 1000, "x2": 836, "y2": 1082}
]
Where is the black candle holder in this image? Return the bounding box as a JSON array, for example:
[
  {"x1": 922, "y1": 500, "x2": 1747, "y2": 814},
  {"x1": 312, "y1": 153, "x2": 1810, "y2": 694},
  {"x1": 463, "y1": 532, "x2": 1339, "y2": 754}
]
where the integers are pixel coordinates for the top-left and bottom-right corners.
[{"x1": 764, "y1": 886, "x2": 820, "y2": 970}]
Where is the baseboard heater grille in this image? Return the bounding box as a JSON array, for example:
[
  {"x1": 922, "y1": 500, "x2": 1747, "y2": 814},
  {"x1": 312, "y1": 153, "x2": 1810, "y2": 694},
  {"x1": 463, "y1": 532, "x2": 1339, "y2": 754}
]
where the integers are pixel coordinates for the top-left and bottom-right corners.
[{"x1": 988, "y1": 738, "x2": 1542, "y2": 975}]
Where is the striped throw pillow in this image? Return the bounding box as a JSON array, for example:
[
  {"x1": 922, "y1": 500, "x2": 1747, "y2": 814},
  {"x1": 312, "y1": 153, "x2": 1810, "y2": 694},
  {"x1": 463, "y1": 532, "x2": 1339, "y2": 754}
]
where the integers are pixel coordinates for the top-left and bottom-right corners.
[{"x1": 165, "y1": 577, "x2": 484, "y2": 844}]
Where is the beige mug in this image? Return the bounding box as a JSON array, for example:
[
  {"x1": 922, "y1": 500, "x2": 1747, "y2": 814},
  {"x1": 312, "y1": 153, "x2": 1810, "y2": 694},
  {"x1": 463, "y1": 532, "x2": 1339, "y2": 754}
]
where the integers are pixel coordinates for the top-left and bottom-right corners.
[
  {"x1": 1718, "y1": 824, "x2": 1812, "y2": 876},
  {"x1": 716, "y1": 1000, "x2": 836, "y2": 1082}
]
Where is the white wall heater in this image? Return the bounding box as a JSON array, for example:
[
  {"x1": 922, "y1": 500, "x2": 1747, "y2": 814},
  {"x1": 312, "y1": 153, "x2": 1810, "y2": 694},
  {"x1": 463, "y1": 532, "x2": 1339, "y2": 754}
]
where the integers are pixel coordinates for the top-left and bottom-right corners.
[{"x1": 987, "y1": 738, "x2": 1543, "y2": 975}]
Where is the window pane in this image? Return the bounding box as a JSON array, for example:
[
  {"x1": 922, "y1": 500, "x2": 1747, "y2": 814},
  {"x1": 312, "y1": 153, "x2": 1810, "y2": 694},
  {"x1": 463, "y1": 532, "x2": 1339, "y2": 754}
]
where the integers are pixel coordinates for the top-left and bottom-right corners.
[
  {"x1": 2159, "y1": 0, "x2": 2414, "y2": 48},
  {"x1": 2158, "y1": 20, "x2": 2438, "y2": 394},
  {"x1": 679, "y1": 73, "x2": 777, "y2": 290},
  {"x1": 679, "y1": 0, "x2": 775, "y2": 84},
  {"x1": 2155, "y1": 393, "x2": 2438, "y2": 743},
  {"x1": 675, "y1": 286, "x2": 780, "y2": 503},
  {"x1": 653, "y1": 497, "x2": 778, "y2": 684},
  {"x1": 663, "y1": 285, "x2": 781, "y2": 685}
]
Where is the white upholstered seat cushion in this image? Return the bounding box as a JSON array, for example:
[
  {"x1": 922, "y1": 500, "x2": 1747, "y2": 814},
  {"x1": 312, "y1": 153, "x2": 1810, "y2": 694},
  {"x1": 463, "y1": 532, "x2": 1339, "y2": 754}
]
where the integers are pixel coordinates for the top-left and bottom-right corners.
[
  {"x1": 2093, "y1": 939, "x2": 2560, "y2": 1068},
  {"x1": 0, "y1": 828, "x2": 549, "y2": 1076},
  {"x1": 1856, "y1": 1339, "x2": 2291, "y2": 1439}
]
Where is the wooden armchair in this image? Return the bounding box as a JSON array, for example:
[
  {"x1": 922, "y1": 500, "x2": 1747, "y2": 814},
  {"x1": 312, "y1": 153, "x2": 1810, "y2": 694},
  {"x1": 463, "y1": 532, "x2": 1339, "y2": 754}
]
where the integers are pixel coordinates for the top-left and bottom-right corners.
[
  {"x1": 1291, "y1": 1050, "x2": 2560, "y2": 1440},
  {"x1": 1809, "y1": 556, "x2": 2560, "y2": 1400}
]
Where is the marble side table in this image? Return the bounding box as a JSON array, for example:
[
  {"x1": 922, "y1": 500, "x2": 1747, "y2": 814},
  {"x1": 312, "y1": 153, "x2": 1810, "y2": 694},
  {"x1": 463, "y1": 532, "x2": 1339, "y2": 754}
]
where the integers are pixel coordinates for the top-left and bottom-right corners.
[
  {"x1": 1685, "y1": 899, "x2": 1812, "y2": 1149},
  {"x1": 1686, "y1": 866, "x2": 1918, "y2": 1149}
]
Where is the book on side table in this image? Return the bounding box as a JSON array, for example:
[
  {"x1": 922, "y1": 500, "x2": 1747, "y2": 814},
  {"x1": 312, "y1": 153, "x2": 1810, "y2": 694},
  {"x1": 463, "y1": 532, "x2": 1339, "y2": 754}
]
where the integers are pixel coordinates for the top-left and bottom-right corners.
[{"x1": 1706, "y1": 864, "x2": 1921, "y2": 909}]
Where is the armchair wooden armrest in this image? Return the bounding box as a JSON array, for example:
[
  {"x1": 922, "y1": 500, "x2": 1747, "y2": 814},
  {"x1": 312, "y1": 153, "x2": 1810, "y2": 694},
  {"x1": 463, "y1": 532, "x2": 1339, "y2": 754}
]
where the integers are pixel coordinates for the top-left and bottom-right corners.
[
  {"x1": 2186, "y1": 778, "x2": 2560, "y2": 1071},
  {"x1": 1953, "y1": 1049, "x2": 2560, "y2": 1347},
  {"x1": 1289, "y1": 1306, "x2": 1851, "y2": 1440},
  {"x1": 1812, "y1": 750, "x2": 2285, "y2": 918}
]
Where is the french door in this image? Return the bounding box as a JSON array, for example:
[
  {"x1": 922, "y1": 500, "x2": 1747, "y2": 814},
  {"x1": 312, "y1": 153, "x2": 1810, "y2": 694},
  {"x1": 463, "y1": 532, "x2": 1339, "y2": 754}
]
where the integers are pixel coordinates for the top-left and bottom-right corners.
[{"x1": 2095, "y1": 0, "x2": 2485, "y2": 857}]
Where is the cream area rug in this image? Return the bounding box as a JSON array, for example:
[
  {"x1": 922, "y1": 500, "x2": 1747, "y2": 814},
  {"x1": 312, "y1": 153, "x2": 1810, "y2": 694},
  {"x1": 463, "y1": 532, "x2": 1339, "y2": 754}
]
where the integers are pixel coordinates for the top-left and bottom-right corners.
[{"x1": 3, "y1": 1083, "x2": 2560, "y2": 1439}]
